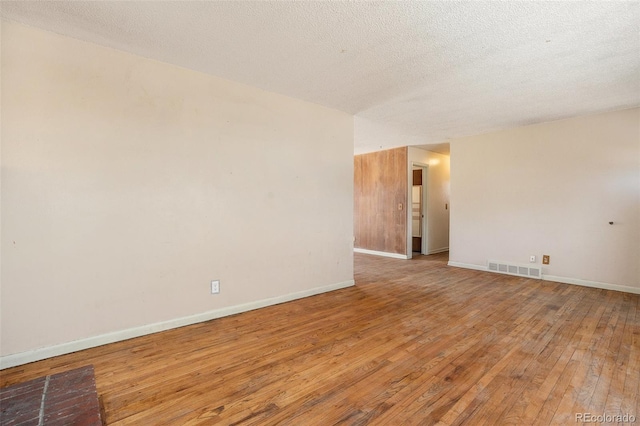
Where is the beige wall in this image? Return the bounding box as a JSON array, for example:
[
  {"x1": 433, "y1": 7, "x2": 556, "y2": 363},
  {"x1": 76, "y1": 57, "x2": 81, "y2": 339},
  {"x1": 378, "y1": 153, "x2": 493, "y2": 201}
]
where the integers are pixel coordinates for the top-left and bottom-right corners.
[
  {"x1": 1, "y1": 21, "x2": 354, "y2": 359},
  {"x1": 354, "y1": 117, "x2": 423, "y2": 155},
  {"x1": 407, "y1": 147, "x2": 450, "y2": 256},
  {"x1": 450, "y1": 108, "x2": 640, "y2": 291}
]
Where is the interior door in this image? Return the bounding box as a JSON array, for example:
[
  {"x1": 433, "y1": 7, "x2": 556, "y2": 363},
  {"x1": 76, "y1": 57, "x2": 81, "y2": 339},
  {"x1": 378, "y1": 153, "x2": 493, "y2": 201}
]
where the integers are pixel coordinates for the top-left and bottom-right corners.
[{"x1": 412, "y1": 169, "x2": 422, "y2": 253}]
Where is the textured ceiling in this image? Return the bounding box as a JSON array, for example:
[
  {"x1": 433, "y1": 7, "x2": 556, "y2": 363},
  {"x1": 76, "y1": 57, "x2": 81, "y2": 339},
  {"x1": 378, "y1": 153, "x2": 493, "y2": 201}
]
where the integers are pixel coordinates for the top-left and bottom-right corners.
[{"x1": 2, "y1": 1, "x2": 639, "y2": 154}]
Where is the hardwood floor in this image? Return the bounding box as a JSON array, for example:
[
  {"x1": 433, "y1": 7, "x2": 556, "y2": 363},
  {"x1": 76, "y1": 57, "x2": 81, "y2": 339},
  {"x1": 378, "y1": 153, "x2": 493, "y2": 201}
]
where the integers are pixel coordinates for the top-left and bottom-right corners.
[{"x1": 1, "y1": 252, "x2": 638, "y2": 425}]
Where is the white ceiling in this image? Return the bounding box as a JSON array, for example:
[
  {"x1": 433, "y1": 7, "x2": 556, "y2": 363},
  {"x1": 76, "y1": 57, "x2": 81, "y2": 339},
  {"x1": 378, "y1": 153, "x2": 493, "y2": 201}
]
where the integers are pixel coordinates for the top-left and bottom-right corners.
[{"x1": 2, "y1": 1, "x2": 639, "y2": 155}]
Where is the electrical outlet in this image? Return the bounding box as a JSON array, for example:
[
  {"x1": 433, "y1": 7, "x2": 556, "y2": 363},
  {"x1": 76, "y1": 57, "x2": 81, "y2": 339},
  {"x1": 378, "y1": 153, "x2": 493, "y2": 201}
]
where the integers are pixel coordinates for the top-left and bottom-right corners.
[
  {"x1": 542, "y1": 255, "x2": 550, "y2": 265},
  {"x1": 211, "y1": 280, "x2": 220, "y2": 294},
  {"x1": 530, "y1": 255, "x2": 536, "y2": 263}
]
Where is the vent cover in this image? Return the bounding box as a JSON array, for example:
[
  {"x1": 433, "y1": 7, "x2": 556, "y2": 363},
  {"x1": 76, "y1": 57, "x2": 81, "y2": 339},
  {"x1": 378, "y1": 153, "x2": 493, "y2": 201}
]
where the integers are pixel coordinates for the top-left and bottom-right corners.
[{"x1": 487, "y1": 260, "x2": 542, "y2": 279}]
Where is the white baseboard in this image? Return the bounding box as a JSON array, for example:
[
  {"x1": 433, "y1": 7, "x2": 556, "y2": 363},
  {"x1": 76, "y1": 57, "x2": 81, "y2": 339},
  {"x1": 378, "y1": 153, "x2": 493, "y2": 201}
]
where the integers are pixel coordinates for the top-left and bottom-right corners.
[
  {"x1": 447, "y1": 261, "x2": 488, "y2": 272},
  {"x1": 0, "y1": 279, "x2": 355, "y2": 370},
  {"x1": 428, "y1": 247, "x2": 449, "y2": 255},
  {"x1": 543, "y1": 275, "x2": 640, "y2": 295},
  {"x1": 354, "y1": 248, "x2": 408, "y2": 259},
  {"x1": 447, "y1": 262, "x2": 640, "y2": 295}
]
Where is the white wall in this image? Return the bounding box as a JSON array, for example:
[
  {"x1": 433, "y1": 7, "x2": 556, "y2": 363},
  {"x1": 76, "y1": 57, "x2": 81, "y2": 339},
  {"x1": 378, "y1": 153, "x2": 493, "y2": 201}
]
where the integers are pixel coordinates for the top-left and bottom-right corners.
[
  {"x1": 449, "y1": 108, "x2": 640, "y2": 292},
  {"x1": 354, "y1": 117, "x2": 428, "y2": 155},
  {"x1": 407, "y1": 147, "x2": 450, "y2": 257},
  {"x1": 1, "y1": 21, "x2": 354, "y2": 362}
]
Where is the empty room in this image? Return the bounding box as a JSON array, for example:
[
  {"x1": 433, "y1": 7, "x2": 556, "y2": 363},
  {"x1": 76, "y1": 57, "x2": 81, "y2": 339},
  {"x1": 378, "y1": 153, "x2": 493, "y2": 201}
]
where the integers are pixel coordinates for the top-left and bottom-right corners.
[{"x1": 1, "y1": 1, "x2": 638, "y2": 425}]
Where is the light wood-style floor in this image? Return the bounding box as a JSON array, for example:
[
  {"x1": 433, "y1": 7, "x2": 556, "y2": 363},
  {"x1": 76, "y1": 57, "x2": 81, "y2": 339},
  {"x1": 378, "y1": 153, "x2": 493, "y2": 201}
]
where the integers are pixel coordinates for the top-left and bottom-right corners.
[{"x1": 2, "y1": 253, "x2": 638, "y2": 425}]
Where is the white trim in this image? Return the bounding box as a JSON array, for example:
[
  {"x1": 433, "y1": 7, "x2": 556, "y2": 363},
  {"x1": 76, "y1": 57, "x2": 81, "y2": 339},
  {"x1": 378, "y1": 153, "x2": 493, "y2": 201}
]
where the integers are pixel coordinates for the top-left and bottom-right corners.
[
  {"x1": 428, "y1": 247, "x2": 449, "y2": 255},
  {"x1": 543, "y1": 275, "x2": 640, "y2": 295},
  {"x1": 447, "y1": 261, "x2": 488, "y2": 272},
  {"x1": 0, "y1": 279, "x2": 355, "y2": 370},
  {"x1": 447, "y1": 262, "x2": 640, "y2": 295},
  {"x1": 354, "y1": 248, "x2": 409, "y2": 259}
]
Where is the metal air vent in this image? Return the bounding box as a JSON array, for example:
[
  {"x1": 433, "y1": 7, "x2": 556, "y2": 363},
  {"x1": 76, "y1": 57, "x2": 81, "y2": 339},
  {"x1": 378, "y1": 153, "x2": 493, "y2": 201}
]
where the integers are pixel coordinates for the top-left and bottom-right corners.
[{"x1": 487, "y1": 260, "x2": 542, "y2": 279}]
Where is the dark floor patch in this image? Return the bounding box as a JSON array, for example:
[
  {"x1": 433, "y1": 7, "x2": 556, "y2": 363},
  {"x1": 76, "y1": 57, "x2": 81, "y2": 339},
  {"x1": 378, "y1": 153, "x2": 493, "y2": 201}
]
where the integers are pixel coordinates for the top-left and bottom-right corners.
[{"x1": 0, "y1": 365, "x2": 102, "y2": 426}]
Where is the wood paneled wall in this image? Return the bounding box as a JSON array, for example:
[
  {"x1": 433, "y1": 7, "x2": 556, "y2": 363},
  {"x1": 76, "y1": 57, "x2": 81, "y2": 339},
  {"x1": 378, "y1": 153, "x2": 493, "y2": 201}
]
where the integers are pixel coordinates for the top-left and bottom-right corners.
[{"x1": 354, "y1": 147, "x2": 407, "y2": 255}]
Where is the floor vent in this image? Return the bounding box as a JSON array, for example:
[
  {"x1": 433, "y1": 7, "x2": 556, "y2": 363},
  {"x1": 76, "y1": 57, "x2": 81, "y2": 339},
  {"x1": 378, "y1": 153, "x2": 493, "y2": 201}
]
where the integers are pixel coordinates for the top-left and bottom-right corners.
[{"x1": 488, "y1": 260, "x2": 542, "y2": 279}]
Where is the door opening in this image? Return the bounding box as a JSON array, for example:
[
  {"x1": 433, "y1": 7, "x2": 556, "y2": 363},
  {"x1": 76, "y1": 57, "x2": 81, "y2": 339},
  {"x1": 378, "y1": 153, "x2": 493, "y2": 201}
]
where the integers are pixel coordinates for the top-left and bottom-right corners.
[{"x1": 411, "y1": 166, "x2": 428, "y2": 254}]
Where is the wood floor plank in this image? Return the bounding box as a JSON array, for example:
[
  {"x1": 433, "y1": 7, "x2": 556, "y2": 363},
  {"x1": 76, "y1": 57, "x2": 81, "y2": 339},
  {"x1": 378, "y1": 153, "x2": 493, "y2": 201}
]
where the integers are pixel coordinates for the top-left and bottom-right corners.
[
  {"x1": 472, "y1": 296, "x2": 578, "y2": 425},
  {"x1": 620, "y1": 295, "x2": 640, "y2": 420},
  {"x1": 542, "y1": 291, "x2": 608, "y2": 424},
  {"x1": 564, "y1": 290, "x2": 619, "y2": 420},
  {"x1": 601, "y1": 295, "x2": 633, "y2": 417},
  {"x1": 369, "y1": 281, "x2": 541, "y2": 424},
  {"x1": 1, "y1": 252, "x2": 638, "y2": 425},
  {"x1": 583, "y1": 293, "x2": 628, "y2": 417},
  {"x1": 493, "y1": 288, "x2": 590, "y2": 425},
  {"x1": 408, "y1": 288, "x2": 549, "y2": 425}
]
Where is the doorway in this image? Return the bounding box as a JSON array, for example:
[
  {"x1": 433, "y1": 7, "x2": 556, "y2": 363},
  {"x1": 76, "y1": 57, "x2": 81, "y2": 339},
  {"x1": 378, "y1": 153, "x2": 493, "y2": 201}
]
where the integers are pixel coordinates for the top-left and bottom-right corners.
[{"x1": 411, "y1": 166, "x2": 428, "y2": 254}]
